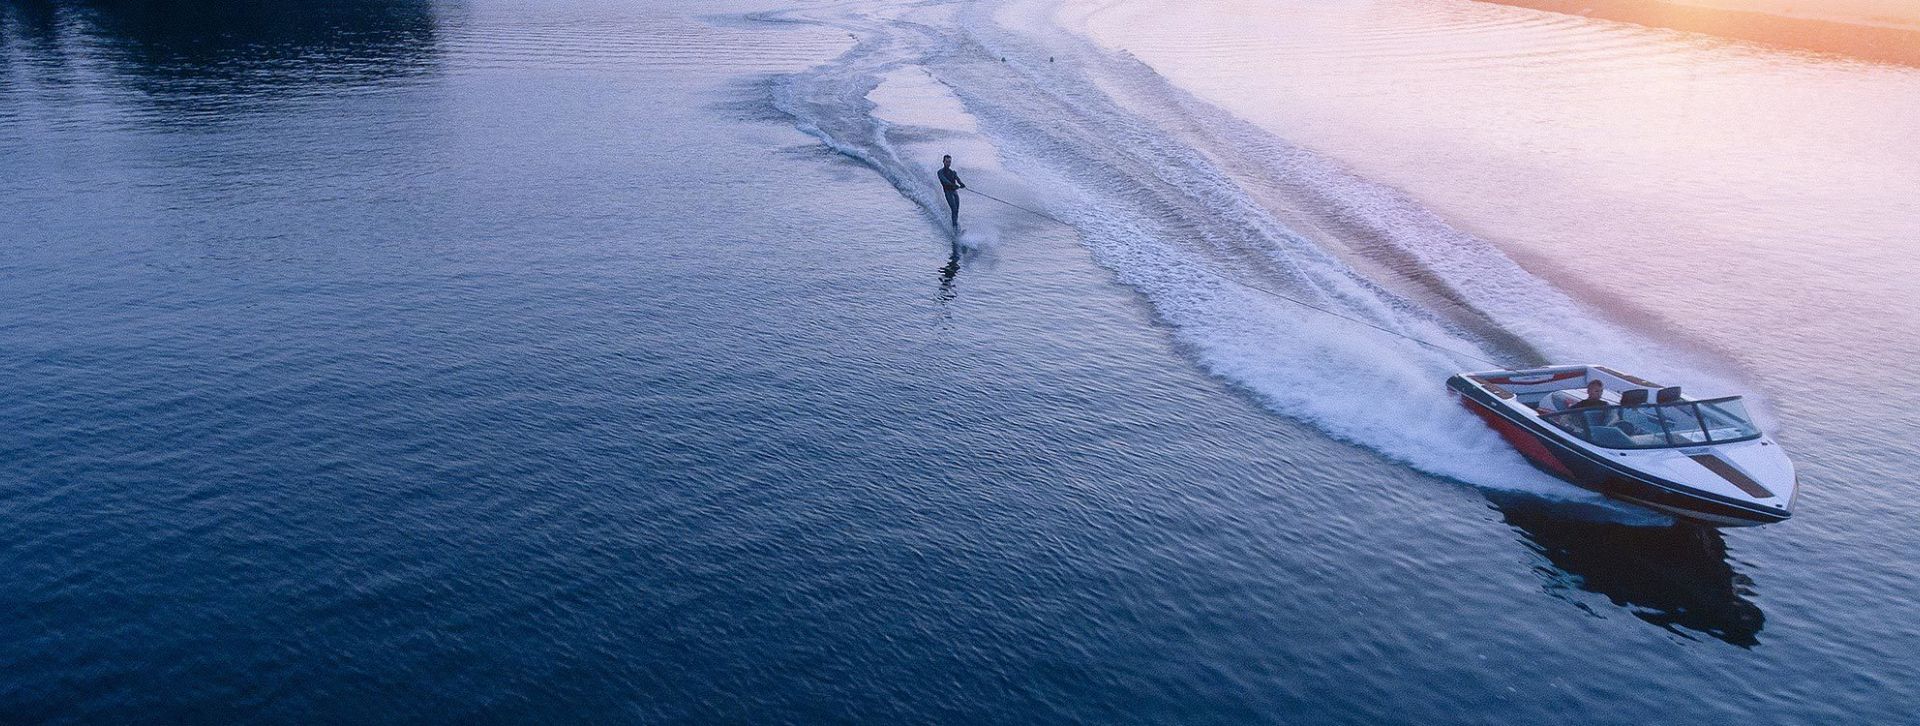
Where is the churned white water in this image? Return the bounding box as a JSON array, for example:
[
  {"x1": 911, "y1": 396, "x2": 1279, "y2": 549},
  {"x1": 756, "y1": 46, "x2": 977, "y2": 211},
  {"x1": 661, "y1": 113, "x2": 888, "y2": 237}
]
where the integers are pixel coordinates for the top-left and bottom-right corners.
[
  {"x1": 8, "y1": 0, "x2": 1920, "y2": 718},
  {"x1": 764, "y1": 0, "x2": 1757, "y2": 517}
]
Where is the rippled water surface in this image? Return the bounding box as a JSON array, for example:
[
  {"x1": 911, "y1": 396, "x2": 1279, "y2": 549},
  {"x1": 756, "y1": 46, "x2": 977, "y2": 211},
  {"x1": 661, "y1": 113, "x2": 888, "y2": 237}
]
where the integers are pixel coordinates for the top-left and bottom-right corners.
[{"x1": 3, "y1": 0, "x2": 1917, "y2": 722}]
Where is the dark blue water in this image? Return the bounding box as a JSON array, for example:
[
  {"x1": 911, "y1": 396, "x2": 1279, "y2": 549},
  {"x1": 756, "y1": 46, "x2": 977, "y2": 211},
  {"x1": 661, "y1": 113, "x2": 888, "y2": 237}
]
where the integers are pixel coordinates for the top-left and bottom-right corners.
[{"x1": 3, "y1": 0, "x2": 1916, "y2": 723}]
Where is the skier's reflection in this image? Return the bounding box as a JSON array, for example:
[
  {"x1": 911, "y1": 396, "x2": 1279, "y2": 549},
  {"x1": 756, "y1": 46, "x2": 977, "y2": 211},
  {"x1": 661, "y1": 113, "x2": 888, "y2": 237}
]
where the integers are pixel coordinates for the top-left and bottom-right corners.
[{"x1": 937, "y1": 242, "x2": 963, "y2": 308}]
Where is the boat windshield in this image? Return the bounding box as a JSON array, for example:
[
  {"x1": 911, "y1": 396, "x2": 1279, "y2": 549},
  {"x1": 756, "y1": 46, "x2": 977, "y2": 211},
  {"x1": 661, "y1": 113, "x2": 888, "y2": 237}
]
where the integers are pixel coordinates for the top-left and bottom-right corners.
[{"x1": 1541, "y1": 396, "x2": 1762, "y2": 449}]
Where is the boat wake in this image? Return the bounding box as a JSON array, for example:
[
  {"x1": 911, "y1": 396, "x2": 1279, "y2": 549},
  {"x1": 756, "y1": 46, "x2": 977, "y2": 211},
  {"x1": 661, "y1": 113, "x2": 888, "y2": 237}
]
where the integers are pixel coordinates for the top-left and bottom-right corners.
[{"x1": 751, "y1": 0, "x2": 1735, "y2": 523}]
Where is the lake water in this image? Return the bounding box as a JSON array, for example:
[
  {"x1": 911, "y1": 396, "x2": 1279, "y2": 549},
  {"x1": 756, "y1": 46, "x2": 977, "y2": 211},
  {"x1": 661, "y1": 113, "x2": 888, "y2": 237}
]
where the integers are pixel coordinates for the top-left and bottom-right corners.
[{"x1": 3, "y1": 0, "x2": 1916, "y2": 722}]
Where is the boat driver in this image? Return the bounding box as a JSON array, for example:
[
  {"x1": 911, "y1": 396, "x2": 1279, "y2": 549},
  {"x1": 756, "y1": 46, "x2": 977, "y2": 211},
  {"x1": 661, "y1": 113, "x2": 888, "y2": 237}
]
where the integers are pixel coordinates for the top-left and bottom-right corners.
[
  {"x1": 1569, "y1": 380, "x2": 1609, "y2": 410},
  {"x1": 1540, "y1": 380, "x2": 1610, "y2": 414}
]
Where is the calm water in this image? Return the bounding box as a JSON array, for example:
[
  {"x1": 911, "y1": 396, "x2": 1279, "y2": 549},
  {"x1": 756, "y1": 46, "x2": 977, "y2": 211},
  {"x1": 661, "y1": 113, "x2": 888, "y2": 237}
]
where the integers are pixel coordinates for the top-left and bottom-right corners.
[{"x1": 3, "y1": 0, "x2": 1916, "y2": 722}]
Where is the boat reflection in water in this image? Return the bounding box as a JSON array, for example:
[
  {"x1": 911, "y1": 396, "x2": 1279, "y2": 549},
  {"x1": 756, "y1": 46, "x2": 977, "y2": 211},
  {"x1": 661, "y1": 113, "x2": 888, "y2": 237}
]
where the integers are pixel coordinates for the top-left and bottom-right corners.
[{"x1": 1488, "y1": 492, "x2": 1766, "y2": 648}]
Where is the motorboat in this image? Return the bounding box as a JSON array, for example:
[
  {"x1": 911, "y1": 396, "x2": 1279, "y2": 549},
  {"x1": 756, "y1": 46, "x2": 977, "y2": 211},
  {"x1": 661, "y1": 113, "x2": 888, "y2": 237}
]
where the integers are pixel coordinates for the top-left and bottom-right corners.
[{"x1": 1448, "y1": 364, "x2": 1795, "y2": 526}]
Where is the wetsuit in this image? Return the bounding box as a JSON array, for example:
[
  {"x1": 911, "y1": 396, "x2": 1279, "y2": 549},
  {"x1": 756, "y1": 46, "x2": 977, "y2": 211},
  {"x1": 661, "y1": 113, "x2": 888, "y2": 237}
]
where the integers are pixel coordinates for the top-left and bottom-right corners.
[{"x1": 937, "y1": 166, "x2": 964, "y2": 227}]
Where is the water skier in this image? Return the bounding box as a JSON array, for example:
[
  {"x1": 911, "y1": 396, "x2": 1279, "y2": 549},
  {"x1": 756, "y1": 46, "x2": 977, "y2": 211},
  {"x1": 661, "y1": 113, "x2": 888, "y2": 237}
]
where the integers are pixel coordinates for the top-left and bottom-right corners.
[{"x1": 937, "y1": 154, "x2": 964, "y2": 228}]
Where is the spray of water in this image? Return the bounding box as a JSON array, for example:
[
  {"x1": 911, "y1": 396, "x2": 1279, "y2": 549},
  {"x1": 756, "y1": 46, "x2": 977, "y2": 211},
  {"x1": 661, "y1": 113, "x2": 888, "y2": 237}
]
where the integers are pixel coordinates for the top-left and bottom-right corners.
[{"x1": 754, "y1": 0, "x2": 1729, "y2": 523}]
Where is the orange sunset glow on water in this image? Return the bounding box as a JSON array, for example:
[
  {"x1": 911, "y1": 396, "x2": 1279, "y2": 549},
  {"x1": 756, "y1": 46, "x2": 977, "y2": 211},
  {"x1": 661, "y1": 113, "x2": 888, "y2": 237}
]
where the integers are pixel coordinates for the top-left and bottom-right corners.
[{"x1": 3, "y1": 0, "x2": 1918, "y2": 721}]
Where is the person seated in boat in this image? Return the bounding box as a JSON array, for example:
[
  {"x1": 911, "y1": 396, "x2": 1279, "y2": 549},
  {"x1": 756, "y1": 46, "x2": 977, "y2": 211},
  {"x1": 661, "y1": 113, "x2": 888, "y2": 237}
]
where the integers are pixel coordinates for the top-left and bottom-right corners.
[
  {"x1": 1570, "y1": 380, "x2": 1609, "y2": 410},
  {"x1": 1539, "y1": 380, "x2": 1610, "y2": 414}
]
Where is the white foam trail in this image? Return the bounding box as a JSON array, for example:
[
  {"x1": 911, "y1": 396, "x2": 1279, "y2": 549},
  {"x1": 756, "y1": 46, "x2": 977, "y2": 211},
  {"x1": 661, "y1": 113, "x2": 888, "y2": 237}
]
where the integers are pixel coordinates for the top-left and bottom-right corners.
[
  {"x1": 957, "y1": 224, "x2": 1000, "y2": 251},
  {"x1": 755, "y1": 0, "x2": 1723, "y2": 523}
]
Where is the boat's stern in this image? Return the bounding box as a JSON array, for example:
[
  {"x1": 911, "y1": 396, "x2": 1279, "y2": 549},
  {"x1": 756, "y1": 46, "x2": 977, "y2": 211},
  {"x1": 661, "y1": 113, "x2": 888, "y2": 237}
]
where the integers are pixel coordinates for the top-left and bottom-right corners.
[{"x1": 1448, "y1": 368, "x2": 1588, "y2": 480}]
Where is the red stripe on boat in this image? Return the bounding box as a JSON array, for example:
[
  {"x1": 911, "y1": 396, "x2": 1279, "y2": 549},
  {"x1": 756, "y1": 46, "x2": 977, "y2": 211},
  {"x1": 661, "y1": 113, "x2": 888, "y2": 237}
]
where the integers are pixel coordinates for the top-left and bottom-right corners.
[{"x1": 1460, "y1": 397, "x2": 1576, "y2": 479}]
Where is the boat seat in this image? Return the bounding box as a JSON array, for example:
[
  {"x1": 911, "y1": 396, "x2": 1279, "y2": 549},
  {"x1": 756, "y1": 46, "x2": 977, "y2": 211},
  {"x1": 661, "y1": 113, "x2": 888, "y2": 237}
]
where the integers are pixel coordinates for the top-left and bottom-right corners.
[
  {"x1": 1538, "y1": 389, "x2": 1585, "y2": 414},
  {"x1": 1619, "y1": 389, "x2": 1650, "y2": 407},
  {"x1": 1588, "y1": 425, "x2": 1636, "y2": 448},
  {"x1": 1657, "y1": 386, "x2": 1683, "y2": 403}
]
